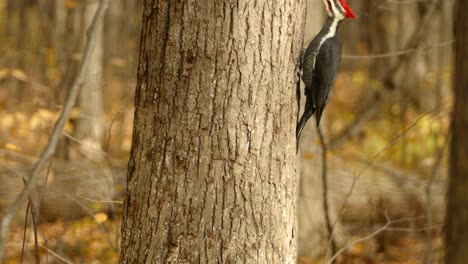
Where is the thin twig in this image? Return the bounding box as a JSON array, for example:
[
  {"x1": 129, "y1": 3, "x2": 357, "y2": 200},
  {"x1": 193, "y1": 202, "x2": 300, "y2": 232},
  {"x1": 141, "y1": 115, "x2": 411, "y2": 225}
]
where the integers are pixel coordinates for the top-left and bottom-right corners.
[
  {"x1": 75, "y1": 194, "x2": 123, "y2": 204},
  {"x1": 29, "y1": 201, "x2": 40, "y2": 264},
  {"x1": 338, "y1": 105, "x2": 443, "y2": 206},
  {"x1": 62, "y1": 132, "x2": 109, "y2": 155},
  {"x1": 329, "y1": 101, "x2": 450, "y2": 242},
  {"x1": 20, "y1": 202, "x2": 30, "y2": 264},
  {"x1": 387, "y1": 224, "x2": 442, "y2": 233},
  {"x1": 0, "y1": 0, "x2": 109, "y2": 259},
  {"x1": 328, "y1": 215, "x2": 392, "y2": 264},
  {"x1": 317, "y1": 126, "x2": 337, "y2": 263},
  {"x1": 424, "y1": 130, "x2": 450, "y2": 264},
  {"x1": 49, "y1": 190, "x2": 118, "y2": 250},
  {"x1": 335, "y1": 152, "x2": 421, "y2": 185},
  {"x1": 104, "y1": 110, "x2": 122, "y2": 152},
  {"x1": 329, "y1": 0, "x2": 441, "y2": 149},
  {"x1": 38, "y1": 244, "x2": 74, "y2": 264},
  {"x1": 327, "y1": 213, "x2": 424, "y2": 263},
  {"x1": 12, "y1": 243, "x2": 74, "y2": 264},
  {"x1": 342, "y1": 40, "x2": 454, "y2": 60},
  {"x1": 0, "y1": 149, "x2": 36, "y2": 164},
  {"x1": 20, "y1": 177, "x2": 41, "y2": 264}
]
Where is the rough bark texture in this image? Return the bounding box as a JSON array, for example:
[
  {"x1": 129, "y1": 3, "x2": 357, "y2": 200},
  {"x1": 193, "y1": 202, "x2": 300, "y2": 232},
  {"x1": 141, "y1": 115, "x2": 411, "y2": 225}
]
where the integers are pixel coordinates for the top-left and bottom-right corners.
[
  {"x1": 445, "y1": 0, "x2": 468, "y2": 263},
  {"x1": 120, "y1": 1, "x2": 304, "y2": 263}
]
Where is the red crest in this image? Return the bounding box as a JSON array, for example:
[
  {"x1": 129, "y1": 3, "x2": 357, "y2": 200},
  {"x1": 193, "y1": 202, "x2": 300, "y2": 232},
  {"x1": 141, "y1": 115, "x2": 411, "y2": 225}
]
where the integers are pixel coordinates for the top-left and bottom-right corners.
[{"x1": 339, "y1": 0, "x2": 357, "y2": 18}]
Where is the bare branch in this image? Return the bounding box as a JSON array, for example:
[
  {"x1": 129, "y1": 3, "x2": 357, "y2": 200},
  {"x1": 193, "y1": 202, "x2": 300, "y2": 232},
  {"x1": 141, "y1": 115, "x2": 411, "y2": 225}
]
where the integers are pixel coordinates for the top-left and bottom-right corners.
[
  {"x1": 342, "y1": 40, "x2": 454, "y2": 60},
  {"x1": 38, "y1": 244, "x2": 75, "y2": 264},
  {"x1": 330, "y1": 102, "x2": 450, "y2": 243},
  {"x1": 329, "y1": 0, "x2": 440, "y2": 149},
  {"x1": 0, "y1": 0, "x2": 109, "y2": 259},
  {"x1": 11, "y1": 242, "x2": 74, "y2": 264},
  {"x1": 328, "y1": 216, "x2": 392, "y2": 264},
  {"x1": 328, "y1": 214, "x2": 425, "y2": 264},
  {"x1": 316, "y1": 127, "x2": 337, "y2": 263},
  {"x1": 29, "y1": 200, "x2": 40, "y2": 264},
  {"x1": 20, "y1": 203, "x2": 29, "y2": 264},
  {"x1": 50, "y1": 191, "x2": 118, "y2": 250},
  {"x1": 424, "y1": 131, "x2": 450, "y2": 264},
  {"x1": 75, "y1": 194, "x2": 124, "y2": 205},
  {"x1": 0, "y1": 149, "x2": 36, "y2": 164}
]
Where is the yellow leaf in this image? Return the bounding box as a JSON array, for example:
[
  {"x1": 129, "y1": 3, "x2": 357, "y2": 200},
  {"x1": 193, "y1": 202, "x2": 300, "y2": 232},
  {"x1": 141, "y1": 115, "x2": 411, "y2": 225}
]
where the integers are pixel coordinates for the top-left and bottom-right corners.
[
  {"x1": 94, "y1": 213, "x2": 108, "y2": 223},
  {"x1": 11, "y1": 69, "x2": 28, "y2": 81},
  {"x1": 5, "y1": 143, "x2": 21, "y2": 151}
]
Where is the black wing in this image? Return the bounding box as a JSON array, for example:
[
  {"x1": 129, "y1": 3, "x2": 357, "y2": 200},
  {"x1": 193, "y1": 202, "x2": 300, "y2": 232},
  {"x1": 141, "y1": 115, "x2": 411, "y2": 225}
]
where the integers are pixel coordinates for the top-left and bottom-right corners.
[{"x1": 311, "y1": 36, "x2": 341, "y2": 126}]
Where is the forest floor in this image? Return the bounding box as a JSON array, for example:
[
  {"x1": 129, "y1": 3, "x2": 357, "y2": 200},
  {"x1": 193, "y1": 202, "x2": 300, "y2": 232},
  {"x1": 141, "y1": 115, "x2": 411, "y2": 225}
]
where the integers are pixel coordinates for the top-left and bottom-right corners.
[{"x1": 4, "y1": 216, "x2": 444, "y2": 264}]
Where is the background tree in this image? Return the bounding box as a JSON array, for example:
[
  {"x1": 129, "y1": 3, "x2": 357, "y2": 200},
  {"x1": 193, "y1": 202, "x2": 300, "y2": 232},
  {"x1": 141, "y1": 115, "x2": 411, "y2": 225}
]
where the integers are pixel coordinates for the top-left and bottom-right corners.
[
  {"x1": 71, "y1": 0, "x2": 105, "y2": 161},
  {"x1": 119, "y1": 0, "x2": 304, "y2": 263},
  {"x1": 445, "y1": 0, "x2": 468, "y2": 262},
  {"x1": 0, "y1": 0, "x2": 458, "y2": 262}
]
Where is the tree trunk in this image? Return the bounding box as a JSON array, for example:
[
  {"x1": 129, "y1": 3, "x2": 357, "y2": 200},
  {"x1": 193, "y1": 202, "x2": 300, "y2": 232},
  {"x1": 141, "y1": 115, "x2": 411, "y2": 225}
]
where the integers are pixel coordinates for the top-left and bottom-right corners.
[
  {"x1": 104, "y1": 0, "x2": 124, "y2": 63},
  {"x1": 119, "y1": 0, "x2": 304, "y2": 263},
  {"x1": 53, "y1": 0, "x2": 67, "y2": 66},
  {"x1": 72, "y1": 0, "x2": 104, "y2": 160},
  {"x1": 10, "y1": 0, "x2": 29, "y2": 103},
  {"x1": 445, "y1": 0, "x2": 468, "y2": 263}
]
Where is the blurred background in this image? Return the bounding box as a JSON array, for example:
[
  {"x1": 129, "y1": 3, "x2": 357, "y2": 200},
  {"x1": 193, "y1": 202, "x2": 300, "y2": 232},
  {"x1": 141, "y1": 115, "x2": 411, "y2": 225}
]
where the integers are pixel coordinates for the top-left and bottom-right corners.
[{"x1": 0, "y1": 0, "x2": 454, "y2": 263}]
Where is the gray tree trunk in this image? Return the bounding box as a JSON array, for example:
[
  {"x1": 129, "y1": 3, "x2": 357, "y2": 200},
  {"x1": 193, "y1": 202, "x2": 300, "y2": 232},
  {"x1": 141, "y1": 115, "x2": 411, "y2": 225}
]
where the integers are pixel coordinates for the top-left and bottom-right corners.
[
  {"x1": 72, "y1": 0, "x2": 104, "y2": 160},
  {"x1": 119, "y1": 0, "x2": 304, "y2": 263},
  {"x1": 53, "y1": 0, "x2": 66, "y2": 66},
  {"x1": 104, "y1": 0, "x2": 123, "y2": 62},
  {"x1": 445, "y1": 0, "x2": 468, "y2": 262}
]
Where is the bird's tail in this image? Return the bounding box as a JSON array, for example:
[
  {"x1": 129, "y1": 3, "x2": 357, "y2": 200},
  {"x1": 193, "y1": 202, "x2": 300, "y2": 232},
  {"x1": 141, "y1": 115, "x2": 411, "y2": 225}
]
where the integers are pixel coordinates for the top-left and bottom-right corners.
[
  {"x1": 296, "y1": 98, "x2": 315, "y2": 153},
  {"x1": 315, "y1": 106, "x2": 324, "y2": 127}
]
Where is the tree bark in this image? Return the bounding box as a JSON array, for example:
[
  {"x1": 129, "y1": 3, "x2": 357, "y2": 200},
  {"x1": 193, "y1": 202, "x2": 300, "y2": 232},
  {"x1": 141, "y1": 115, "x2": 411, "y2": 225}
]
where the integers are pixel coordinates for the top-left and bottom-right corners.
[
  {"x1": 445, "y1": 0, "x2": 468, "y2": 263},
  {"x1": 119, "y1": 0, "x2": 304, "y2": 263}
]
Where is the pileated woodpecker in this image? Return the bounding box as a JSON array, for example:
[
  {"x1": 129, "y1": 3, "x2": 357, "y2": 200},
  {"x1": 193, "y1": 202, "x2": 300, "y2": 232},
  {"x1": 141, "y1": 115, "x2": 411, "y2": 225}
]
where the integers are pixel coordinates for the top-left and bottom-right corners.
[{"x1": 296, "y1": 0, "x2": 357, "y2": 147}]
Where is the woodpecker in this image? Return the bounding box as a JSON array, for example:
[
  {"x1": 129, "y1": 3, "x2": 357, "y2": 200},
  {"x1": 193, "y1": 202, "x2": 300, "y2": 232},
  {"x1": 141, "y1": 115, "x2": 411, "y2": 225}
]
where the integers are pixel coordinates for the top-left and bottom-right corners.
[{"x1": 296, "y1": 0, "x2": 356, "y2": 148}]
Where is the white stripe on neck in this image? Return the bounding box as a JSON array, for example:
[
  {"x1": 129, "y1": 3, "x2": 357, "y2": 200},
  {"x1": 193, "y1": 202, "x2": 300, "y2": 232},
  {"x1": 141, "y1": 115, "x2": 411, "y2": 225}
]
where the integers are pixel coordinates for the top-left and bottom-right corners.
[
  {"x1": 319, "y1": 18, "x2": 339, "y2": 47},
  {"x1": 312, "y1": 17, "x2": 340, "y2": 69}
]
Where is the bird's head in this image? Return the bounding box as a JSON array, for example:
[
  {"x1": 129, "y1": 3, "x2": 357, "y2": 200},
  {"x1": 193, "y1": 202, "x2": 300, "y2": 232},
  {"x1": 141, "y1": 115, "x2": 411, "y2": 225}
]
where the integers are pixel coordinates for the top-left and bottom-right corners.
[{"x1": 323, "y1": 0, "x2": 357, "y2": 20}]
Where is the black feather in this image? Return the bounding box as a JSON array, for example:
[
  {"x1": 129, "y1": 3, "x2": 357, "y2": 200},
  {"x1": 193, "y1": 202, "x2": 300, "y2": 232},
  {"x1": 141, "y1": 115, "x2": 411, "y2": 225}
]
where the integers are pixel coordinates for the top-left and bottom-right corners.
[{"x1": 296, "y1": 17, "x2": 342, "y2": 148}]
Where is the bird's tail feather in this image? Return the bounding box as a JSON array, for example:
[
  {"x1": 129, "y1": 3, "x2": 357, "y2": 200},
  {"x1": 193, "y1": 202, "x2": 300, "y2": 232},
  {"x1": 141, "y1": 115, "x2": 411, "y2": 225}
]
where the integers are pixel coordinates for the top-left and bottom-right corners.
[
  {"x1": 315, "y1": 107, "x2": 324, "y2": 127},
  {"x1": 296, "y1": 101, "x2": 315, "y2": 153}
]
